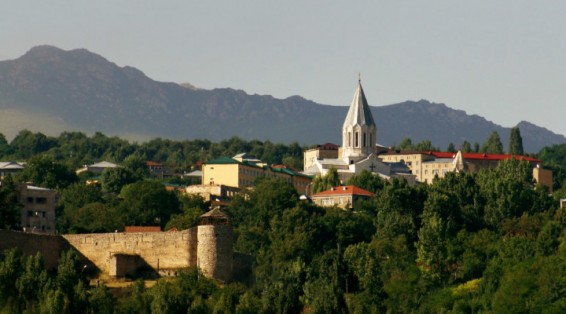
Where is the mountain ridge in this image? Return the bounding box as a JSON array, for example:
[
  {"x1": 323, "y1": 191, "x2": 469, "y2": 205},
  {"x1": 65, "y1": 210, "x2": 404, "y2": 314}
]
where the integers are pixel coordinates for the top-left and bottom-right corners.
[{"x1": 0, "y1": 45, "x2": 564, "y2": 153}]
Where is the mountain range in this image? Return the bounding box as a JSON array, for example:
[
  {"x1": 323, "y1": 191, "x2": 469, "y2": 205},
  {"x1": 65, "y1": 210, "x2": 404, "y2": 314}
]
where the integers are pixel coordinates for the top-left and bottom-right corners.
[{"x1": 0, "y1": 45, "x2": 564, "y2": 153}]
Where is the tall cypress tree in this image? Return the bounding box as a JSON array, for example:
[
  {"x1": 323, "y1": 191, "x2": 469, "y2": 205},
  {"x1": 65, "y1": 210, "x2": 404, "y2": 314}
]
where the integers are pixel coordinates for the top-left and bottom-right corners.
[
  {"x1": 481, "y1": 131, "x2": 504, "y2": 154},
  {"x1": 508, "y1": 127, "x2": 524, "y2": 155}
]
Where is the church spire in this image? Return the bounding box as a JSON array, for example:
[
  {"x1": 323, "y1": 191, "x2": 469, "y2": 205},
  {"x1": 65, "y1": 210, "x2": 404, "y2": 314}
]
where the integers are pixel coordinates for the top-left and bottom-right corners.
[
  {"x1": 341, "y1": 78, "x2": 377, "y2": 163},
  {"x1": 343, "y1": 79, "x2": 375, "y2": 128}
]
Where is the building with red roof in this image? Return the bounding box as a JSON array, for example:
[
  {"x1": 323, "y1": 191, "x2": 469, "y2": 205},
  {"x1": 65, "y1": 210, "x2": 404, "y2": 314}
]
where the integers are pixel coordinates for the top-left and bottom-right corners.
[
  {"x1": 311, "y1": 185, "x2": 374, "y2": 210},
  {"x1": 380, "y1": 150, "x2": 552, "y2": 190}
]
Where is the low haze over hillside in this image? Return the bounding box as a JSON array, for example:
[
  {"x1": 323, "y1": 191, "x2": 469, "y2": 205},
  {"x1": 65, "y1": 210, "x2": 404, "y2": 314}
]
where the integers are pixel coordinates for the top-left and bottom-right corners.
[{"x1": 0, "y1": 46, "x2": 564, "y2": 152}]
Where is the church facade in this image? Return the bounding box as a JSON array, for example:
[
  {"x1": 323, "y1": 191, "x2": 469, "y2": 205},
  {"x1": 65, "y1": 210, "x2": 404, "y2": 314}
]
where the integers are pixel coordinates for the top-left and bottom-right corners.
[{"x1": 303, "y1": 80, "x2": 414, "y2": 183}]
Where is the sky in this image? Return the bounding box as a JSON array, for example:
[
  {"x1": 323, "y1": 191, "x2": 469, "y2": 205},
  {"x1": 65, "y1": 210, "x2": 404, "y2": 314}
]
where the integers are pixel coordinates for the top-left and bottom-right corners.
[{"x1": 2, "y1": 1, "x2": 565, "y2": 136}]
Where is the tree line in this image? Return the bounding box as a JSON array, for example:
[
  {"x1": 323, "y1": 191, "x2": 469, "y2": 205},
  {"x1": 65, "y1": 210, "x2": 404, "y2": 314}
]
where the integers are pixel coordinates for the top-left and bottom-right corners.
[
  {"x1": 0, "y1": 130, "x2": 305, "y2": 172},
  {"x1": 396, "y1": 127, "x2": 524, "y2": 156}
]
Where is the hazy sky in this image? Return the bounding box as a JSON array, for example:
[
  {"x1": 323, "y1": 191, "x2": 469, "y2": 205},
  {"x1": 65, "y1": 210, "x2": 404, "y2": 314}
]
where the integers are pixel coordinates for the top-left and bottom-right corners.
[{"x1": 2, "y1": 1, "x2": 565, "y2": 136}]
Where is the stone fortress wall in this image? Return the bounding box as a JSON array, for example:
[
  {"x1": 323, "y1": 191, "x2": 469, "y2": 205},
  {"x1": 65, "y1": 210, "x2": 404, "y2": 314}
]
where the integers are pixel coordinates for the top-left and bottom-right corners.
[
  {"x1": 0, "y1": 230, "x2": 69, "y2": 270},
  {"x1": 0, "y1": 222, "x2": 236, "y2": 282},
  {"x1": 63, "y1": 228, "x2": 198, "y2": 278}
]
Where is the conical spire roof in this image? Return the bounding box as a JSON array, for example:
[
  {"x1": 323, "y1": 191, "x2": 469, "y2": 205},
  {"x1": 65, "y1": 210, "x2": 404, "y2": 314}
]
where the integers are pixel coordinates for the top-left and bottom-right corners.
[{"x1": 343, "y1": 80, "x2": 375, "y2": 128}]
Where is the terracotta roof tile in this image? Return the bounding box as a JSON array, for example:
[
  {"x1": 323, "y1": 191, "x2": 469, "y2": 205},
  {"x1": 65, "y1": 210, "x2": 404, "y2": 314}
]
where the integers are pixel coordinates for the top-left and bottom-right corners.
[{"x1": 312, "y1": 185, "x2": 374, "y2": 197}]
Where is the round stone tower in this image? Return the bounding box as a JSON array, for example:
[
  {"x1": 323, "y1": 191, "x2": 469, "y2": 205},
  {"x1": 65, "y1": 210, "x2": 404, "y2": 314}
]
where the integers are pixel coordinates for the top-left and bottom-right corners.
[{"x1": 196, "y1": 206, "x2": 233, "y2": 282}]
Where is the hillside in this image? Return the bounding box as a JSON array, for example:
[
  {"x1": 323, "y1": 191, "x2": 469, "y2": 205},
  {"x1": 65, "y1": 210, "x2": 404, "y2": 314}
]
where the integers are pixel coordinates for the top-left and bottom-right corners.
[{"x1": 0, "y1": 45, "x2": 564, "y2": 152}]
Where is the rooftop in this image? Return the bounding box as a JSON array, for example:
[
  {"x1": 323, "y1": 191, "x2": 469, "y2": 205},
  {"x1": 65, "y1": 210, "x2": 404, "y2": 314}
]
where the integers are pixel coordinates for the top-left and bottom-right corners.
[{"x1": 312, "y1": 185, "x2": 374, "y2": 198}]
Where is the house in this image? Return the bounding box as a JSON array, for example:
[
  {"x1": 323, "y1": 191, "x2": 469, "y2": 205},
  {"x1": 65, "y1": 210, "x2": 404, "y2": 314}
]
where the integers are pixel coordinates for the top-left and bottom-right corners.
[
  {"x1": 380, "y1": 150, "x2": 553, "y2": 190},
  {"x1": 146, "y1": 161, "x2": 171, "y2": 179},
  {"x1": 311, "y1": 185, "x2": 374, "y2": 210},
  {"x1": 201, "y1": 154, "x2": 312, "y2": 193},
  {"x1": 17, "y1": 184, "x2": 58, "y2": 234},
  {"x1": 0, "y1": 161, "x2": 25, "y2": 178},
  {"x1": 76, "y1": 161, "x2": 119, "y2": 175}
]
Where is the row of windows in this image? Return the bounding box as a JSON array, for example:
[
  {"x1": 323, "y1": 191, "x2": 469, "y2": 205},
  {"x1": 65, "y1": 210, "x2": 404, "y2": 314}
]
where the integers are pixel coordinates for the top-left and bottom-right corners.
[
  {"x1": 320, "y1": 197, "x2": 347, "y2": 205},
  {"x1": 239, "y1": 167, "x2": 264, "y2": 177},
  {"x1": 347, "y1": 131, "x2": 373, "y2": 148},
  {"x1": 422, "y1": 169, "x2": 449, "y2": 175},
  {"x1": 26, "y1": 197, "x2": 47, "y2": 204},
  {"x1": 424, "y1": 163, "x2": 451, "y2": 169},
  {"x1": 386, "y1": 156, "x2": 421, "y2": 165},
  {"x1": 239, "y1": 179, "x2": 253, "y2": 186},
  {"x1": 239, "y1": 167, "x2": 309, "y2": 187}
]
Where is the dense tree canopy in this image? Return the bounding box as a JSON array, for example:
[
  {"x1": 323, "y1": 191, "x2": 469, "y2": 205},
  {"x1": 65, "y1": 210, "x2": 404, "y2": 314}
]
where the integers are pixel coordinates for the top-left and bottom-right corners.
[{"x1": 16, "y1": 155, "x2": 78, "y2": 189}]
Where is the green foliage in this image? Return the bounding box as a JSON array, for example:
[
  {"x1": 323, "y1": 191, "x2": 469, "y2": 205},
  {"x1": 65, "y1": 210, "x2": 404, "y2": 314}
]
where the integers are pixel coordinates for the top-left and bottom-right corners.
[
  {"x1": 87, "y1": 285, "x2": 116, "y2": 314},
  {"x1": 123, "y1": 153, "x2": 150, "y2": 179},
  {"x1": 165, "y1": 194, "x2": 209, "y2": 230},
  {"x1": 476, "y1": 158, "x2": 549, "y2": 229},
  {"x1": 347, "y1": 169, "x2": 385, "y2": 194},
  {"x1": 9, "y1": 130, "x2": 56, "y2": 159},
  {"x1": 0, "y1": 133, "x2": 11, "y2": 158},
  {"x1": 101, "y1": 167, "x2": 137, "y2": 194},
  {"x1": 311, "y1": 167, "x2": 341, "y2": 194},
  {"x1": 398, "y1": 137, "x2": 413, "y2": 150},
  {"x1": 508, "y1": 127, "x2": 524, "y2": 155},
  {"x1": 374, "y1": 178, "x2": 427, "y2": 243},
  {"x1": 0, "y1": 175, "x2": 22, "y2": 230},
  {"x1": 17, "y1": 154, "x2": 78, "y2": 189},
  {"x1": 397, "y1": 137, "x2": 439, "y2": 151},
  {"x1": 447, "y1": 142, "x2": 456, "y2": 153},
  {"x1": 147, "y1": 268, "x2": 218, "y2": 313},
  {"x1": 115, "y1": 280, "x2": 151, "y2": 314},
  {"x1": 0, "y1": 248, "x2": 93, "y2": 313},
  {"x1": 461, "y1": 140, "x2": 472, "y2": 153},
  {"x1": 416, "y1": 210, "x2": 449, "y2": 282},
  {"x1": 118, "y1": 180, "x2": 181, "y2": 228},
  {"x1": 67, "y1": 202, "x2": 121, "y2": 233},
  {"x1": 492, "y1": 256, "x2": 566, "y2": 313},
  {"x1": 538, "y1": 143, "x2": 566, "y2": 191},
  {"x1": 58, "y1": 182, "x2": 107, "y2": 233},
  {"x1": 480, "y1": 131, "x2": 504, "y2": 154}
]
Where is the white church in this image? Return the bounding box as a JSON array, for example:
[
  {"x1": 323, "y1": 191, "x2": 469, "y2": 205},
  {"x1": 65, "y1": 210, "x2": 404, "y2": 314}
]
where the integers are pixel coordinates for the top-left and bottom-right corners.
[{"x1": 302, "y1": 79, "x2": 415, "y2": 184}]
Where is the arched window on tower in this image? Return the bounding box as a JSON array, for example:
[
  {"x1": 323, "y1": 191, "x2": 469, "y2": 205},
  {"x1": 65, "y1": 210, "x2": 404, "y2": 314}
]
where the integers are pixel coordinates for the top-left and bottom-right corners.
[
  {"x1": 363, "y1": 133, "x2": 367, "y2": 147},
  {"x1": 348, "y1": 132, "x2": 351, "y2": 147},
  {"x1": 355, "y1": 131, "x2": 359, "y2": 147},
  {"x1": 369, "y1": 133, "x2": 373, "y2": 147}
]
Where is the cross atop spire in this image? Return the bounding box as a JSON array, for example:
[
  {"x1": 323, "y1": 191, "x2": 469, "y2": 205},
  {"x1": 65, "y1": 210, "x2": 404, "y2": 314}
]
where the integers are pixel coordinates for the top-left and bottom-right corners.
[{"x1": 358, "y1": 72, "x2": 361, "y2": 83}]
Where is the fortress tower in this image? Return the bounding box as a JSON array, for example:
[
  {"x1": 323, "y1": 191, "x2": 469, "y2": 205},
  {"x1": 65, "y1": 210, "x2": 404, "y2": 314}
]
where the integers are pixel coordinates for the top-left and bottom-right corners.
[
  {"x1": 197, "y1": 206, "x2": 233, "y2": 282},
  {"x1": 341, "y1": 79, "x2": 376, "y2": 164}
]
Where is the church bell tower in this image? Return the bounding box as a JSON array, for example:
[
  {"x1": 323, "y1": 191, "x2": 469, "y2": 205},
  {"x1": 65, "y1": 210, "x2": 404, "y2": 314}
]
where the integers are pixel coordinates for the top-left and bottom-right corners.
[{"x1": 341, "y1": 78, "x2": 376, "y2": 164}]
